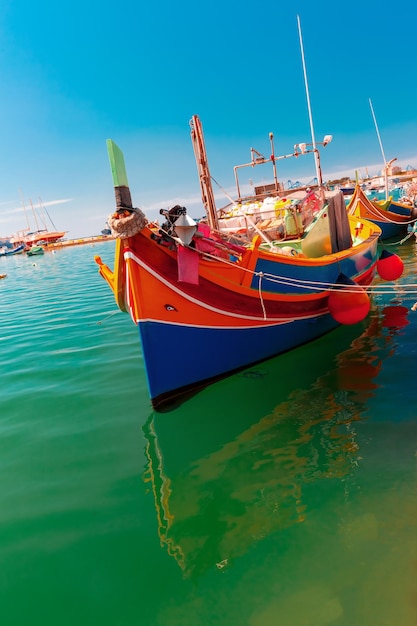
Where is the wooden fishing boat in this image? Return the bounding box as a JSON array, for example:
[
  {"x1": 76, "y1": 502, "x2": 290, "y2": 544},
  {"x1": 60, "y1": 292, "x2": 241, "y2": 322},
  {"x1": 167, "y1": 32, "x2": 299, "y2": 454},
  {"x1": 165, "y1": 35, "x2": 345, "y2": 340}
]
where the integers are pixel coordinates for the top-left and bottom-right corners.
[
  {"x1": 346, "y1": 184, "x2": 416, "y2": 241},
  {"x1": 382, "y1": 196, "x2": 417, "y2": 220},
  {"x1": 362, "y1": 98, "x2": 417, "y2": 238},
  {"x1": 94, "y1": 116, "x2": 405, "y2": 411}
]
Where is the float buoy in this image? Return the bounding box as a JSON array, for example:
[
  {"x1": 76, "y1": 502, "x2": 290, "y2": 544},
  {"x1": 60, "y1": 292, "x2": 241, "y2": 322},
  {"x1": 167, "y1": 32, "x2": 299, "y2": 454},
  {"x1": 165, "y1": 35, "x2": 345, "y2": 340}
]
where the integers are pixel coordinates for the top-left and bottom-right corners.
[
  {"x1": 328, "y1": 273, "x2": 370, "y2": 325},
  {"x1": 377, "y1": 250, "x2": 404, "y2": 281}
]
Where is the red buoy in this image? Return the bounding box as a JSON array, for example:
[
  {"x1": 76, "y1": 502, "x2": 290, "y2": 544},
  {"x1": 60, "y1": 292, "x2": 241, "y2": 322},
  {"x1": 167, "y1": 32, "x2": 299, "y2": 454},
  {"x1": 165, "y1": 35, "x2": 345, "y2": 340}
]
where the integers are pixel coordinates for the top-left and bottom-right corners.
[
  {"x1": 377, "y1": 250, "x2": 404, "y2": 281},
  {"x1": 328, "y1": 274, "x2": 370, "y2": 325}
]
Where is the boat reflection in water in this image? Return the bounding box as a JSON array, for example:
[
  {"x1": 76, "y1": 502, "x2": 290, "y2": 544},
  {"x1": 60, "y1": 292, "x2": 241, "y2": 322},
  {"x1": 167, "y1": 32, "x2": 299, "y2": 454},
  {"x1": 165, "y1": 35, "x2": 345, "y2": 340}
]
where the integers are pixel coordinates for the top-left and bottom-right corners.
[{"x1": 142, "y1": 303, "x2": 409, "y2": 579}]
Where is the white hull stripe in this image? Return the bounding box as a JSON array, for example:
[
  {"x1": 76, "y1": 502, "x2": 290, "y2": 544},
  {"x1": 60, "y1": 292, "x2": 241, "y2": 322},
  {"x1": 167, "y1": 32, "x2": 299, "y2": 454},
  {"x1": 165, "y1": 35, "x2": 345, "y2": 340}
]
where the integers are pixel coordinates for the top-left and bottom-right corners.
[{"x1": 124, "y1": 249, "x2": 327, "y2": 324}]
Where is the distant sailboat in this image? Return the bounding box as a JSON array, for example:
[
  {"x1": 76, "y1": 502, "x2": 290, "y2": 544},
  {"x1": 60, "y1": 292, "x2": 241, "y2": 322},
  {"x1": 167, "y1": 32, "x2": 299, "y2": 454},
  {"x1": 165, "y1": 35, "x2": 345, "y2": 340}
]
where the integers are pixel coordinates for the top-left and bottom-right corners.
[
  {"x1": 24, "y1": 229, "x2": 67, "y2": 245},
  {"x1": 14, "y1": 196, "x2": 66, "y2": 245}
]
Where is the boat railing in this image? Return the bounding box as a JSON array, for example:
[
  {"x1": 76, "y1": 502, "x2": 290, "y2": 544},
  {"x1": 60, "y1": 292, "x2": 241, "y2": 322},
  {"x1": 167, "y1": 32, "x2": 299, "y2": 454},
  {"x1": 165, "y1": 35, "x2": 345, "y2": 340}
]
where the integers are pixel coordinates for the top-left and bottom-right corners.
[{"x1": 233, "y1": 136, "x2": 332, "y2": 201}]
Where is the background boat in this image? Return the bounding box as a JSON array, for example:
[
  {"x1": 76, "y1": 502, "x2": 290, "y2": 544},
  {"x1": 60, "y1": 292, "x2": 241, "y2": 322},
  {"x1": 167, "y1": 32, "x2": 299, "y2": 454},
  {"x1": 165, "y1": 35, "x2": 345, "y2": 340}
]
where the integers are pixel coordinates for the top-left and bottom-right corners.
[
  {"x1": 11, "y1": 196, "x2": 67, "y2": 247},
  {"x1": 346, "y1": 184, "x2": 416, "y2": 241},
  {"x1": 0, "y1": 243, "x2": 25, "y2": 257},
  {"x1": 26, "y1": 245, "x2": 44, "y2": 256},
  {"x1": 24, "y1": 230, "x2": 66, "y2": 245}
]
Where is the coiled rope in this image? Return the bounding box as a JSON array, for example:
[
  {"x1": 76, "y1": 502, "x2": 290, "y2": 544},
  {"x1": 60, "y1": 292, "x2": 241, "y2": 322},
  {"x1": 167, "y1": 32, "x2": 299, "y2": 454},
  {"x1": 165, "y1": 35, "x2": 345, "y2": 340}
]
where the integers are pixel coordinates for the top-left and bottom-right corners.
[{"x1": 108, "y1": 208, "x2": 148, "y2": 238}]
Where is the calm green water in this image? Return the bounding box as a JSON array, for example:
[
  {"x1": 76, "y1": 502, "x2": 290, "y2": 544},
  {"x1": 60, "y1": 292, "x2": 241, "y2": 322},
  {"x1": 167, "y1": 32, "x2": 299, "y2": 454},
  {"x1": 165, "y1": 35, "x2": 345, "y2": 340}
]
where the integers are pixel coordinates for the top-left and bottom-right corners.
[{"x1": 1, "y1": 239, "x2": 417, "y2": 626}]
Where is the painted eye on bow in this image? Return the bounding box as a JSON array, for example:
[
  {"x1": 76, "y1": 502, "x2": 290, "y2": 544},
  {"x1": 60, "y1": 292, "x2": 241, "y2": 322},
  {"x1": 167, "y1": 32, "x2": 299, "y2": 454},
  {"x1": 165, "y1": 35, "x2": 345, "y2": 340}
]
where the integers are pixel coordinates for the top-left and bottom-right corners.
[{"x1": 164, "y1": 304, "x2": 177, "y2": 311}]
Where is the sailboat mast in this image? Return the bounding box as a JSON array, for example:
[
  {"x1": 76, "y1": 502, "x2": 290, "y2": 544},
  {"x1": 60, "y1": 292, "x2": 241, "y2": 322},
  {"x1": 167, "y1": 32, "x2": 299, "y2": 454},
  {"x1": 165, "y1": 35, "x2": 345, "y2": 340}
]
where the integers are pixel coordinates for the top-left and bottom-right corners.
[
  {"x1": 29, "y1": 199, "x2": 41, "y2": 232},
  {"x1": 369, "y1": 98, "x2": 391, "y2": 199},
  {"x1": 297, "y1": 15, "x2": 322, "y2": 189},
  {"x1": 369, "y1": 98, "x2": 387, "y2": 165},
  {"x1": 19, "y1": 189, "x2": 31, "y2": 231}
]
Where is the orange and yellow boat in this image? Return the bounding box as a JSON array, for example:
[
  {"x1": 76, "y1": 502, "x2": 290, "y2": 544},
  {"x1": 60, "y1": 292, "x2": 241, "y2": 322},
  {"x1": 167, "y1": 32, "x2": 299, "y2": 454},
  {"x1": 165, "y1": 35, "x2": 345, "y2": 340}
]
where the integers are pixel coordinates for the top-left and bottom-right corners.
[
  {"x1": 95, "y1": 116, "x2": 403, "y2": 411},
  {"x1": 347, "y1": 183, "x2": 417, "y2": 241}
]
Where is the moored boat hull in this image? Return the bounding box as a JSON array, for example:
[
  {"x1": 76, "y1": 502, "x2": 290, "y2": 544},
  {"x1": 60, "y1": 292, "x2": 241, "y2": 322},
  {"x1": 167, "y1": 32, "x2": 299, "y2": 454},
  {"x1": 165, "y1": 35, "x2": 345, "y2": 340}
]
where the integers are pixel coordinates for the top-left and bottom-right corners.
[
  {"x1": 96, "y1": 129, "x2": 389, "y2": 411},
  {"x1": 366, "y1": 218, "x2": 407, "y2": 241},
  {"x1": 347, "y1": 184, "x2": 414, "y2": 241},
  {"x1": 0, "y1": 243, "x2": 25, "y2": 257},
  {"x1": 114, "y1": 221, "x2": 378, "y2": 409},
  {"x1": 138, "y1": 315, "x2": 339, "y2": 409},
  {"x1": 27, "y1": 245, "x2": 44, "y2": 256}
]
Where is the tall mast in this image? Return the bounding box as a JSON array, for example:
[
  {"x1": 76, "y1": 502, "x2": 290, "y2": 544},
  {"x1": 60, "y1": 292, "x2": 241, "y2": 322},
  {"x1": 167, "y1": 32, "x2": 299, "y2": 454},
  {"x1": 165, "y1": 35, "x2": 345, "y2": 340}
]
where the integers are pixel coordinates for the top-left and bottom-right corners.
[
  {"x1": 19, "y1": 189, "x2": 31, "y2": 231},
  {"x1": 29, "y1": 199, "x2": 41, "y2": 232},
  {"x1": 297, "y1": 15, "x2": 322, "y2": 189},
  {"x1": 369, "y1": 97, "x2": 392, "y2": 199},
  {"x1": 190, "y1": 115, "x2": 219, "y2": 231},
  {"x1": 369, "y1": 98, "x2": 387, "y2": 165}
]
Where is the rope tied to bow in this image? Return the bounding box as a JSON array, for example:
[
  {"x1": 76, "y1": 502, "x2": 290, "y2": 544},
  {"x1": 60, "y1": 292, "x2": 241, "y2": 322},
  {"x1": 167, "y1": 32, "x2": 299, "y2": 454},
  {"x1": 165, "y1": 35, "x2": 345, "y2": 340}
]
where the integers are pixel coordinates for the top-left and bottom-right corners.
[{"x1": 108, "y1": 207, "x2": 148, "y2": 238}]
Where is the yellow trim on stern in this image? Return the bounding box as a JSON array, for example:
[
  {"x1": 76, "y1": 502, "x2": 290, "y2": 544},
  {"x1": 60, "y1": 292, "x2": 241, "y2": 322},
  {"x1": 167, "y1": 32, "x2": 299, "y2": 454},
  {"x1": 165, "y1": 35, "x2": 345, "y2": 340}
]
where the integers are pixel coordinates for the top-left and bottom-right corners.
[{"x1": 94, "y1": 238, "x2": 127, "y2": 312}]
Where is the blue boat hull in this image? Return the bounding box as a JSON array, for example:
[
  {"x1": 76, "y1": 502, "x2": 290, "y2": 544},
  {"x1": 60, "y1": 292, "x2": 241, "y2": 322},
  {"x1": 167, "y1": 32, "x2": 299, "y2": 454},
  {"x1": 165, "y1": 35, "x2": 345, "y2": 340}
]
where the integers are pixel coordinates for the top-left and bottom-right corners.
[
  {"x1": 0, "y1": 243, "x2": 25, "y2": 256},
  {"x1": 373, "y1": 219, "x2": 408, "y2": 241},
  {"x1": 138, "y1": 313, "x2": 339, "y2": 407}
]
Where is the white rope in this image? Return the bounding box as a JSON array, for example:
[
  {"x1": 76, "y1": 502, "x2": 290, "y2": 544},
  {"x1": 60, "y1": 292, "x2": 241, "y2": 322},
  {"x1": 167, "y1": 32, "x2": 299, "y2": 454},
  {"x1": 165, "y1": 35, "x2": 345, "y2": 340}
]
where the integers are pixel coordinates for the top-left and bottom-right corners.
[
  {"x1": 257, "y1": 272, "x2": 267, "y2": 319},
  {"x1": 180, "y1": 237, "x2": 416, "y2": 296}
]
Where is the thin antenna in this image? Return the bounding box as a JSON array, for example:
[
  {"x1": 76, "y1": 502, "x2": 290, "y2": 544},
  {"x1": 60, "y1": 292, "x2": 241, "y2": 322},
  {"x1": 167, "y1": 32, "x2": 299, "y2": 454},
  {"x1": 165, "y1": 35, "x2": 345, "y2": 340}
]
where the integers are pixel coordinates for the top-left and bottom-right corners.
[
  {"x1": 369, "y1": 98, "x2": 397, "y2": 199},
  {"x1": 297, "y1": 15, "x2": 322, "y2": 188},
  {"x1": 269, "y1": 132, "x2": 279, "y2": 191},
  {"x1": 369, "y1": 98, "x2": 387, "y2": 165}
]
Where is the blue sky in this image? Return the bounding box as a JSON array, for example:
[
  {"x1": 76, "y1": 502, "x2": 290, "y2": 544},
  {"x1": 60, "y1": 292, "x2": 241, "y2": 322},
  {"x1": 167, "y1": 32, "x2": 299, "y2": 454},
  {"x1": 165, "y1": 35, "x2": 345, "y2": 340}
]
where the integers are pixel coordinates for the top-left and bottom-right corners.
[{"x1": 0, "y1": 0, "x2": 417, "y2": 238}]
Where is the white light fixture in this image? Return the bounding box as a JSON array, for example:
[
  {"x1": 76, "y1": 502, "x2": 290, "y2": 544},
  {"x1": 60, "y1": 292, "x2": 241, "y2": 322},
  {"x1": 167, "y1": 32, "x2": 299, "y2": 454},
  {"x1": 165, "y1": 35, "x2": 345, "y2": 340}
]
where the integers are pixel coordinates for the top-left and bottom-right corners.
[
  {"x1": 323, "y1": 135, "x2": 333, "y2": 146},
  {"x1": 174, "y1": 213, "x2": 197, "y2": 245}
]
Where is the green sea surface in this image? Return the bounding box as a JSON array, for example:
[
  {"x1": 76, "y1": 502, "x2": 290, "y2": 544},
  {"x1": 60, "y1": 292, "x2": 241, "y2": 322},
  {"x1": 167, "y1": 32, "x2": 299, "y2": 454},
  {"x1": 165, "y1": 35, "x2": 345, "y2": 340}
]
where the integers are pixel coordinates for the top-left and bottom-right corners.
[{"x1": 0, "y1": 239, "x2": 417, "y2": 626}]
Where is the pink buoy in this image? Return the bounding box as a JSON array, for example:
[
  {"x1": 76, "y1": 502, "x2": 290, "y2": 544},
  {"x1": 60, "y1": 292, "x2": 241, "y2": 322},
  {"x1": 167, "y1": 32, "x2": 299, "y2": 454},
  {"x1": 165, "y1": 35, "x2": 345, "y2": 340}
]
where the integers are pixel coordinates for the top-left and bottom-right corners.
[
  {"x1": 377, "y1": 250, "x2": 404, "y2": 281},
  {"x1": 328, "y1": 273, "x2": 370, "y2": 325}
]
